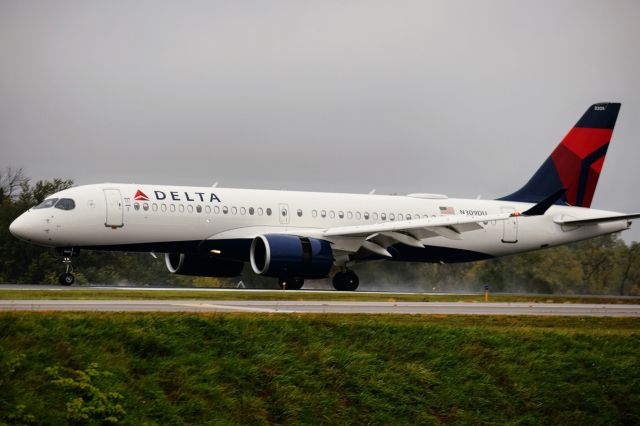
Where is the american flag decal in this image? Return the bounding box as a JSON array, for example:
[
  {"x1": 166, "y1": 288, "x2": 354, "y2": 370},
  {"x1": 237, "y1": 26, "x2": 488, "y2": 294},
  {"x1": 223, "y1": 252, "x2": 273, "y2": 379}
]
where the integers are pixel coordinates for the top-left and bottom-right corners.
[{"x1": 439, "y1": 206, "x2": 454, "y2": 215}]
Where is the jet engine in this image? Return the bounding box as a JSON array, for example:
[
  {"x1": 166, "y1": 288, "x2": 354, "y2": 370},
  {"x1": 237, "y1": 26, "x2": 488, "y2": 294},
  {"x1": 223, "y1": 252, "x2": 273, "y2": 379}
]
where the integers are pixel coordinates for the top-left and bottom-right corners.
[
  {"x1": 249, "y1": 234, "x2": 334, "y2": 279},
  {"x1": 164, "y1": 252, "x2": 243, "y2": 277}
]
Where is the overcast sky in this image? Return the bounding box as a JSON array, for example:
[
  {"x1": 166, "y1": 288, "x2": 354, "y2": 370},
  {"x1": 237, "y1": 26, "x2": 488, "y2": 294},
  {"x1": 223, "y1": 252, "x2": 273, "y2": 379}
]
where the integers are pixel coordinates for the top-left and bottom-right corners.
[{"x1": 2, "y1": 1, "x2": 639, "y2": 241}]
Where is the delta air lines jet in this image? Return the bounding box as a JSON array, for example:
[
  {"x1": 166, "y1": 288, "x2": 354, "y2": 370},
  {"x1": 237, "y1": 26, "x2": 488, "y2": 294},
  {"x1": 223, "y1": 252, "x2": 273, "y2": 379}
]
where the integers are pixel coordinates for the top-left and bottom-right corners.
[{"x1": 9, "y1": 103, "x2": 640, "y2": 290}]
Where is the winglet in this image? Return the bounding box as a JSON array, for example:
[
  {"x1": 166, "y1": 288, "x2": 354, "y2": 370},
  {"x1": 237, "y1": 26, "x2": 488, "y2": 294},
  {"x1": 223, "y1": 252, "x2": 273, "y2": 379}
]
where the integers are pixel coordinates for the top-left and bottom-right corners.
[{"x1": 521, "y1": 188, "x2": 567, "y2": 216}]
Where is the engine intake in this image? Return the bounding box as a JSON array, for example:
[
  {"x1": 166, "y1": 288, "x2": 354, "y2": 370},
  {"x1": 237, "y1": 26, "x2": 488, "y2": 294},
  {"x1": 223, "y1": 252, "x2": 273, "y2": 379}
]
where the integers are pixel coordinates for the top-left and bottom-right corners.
[
  {"x1": 250, "y1": 234, "x2": 333, "y2": 279},
  {"x1": 165, "y1": 252, "x2": 243, "y2": 277}
]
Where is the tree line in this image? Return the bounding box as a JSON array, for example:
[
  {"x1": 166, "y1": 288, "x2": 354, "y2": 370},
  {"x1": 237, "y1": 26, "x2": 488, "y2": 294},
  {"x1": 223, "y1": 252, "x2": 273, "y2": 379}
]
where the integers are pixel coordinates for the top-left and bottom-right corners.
[{"x1": 1, "y1": 168, "x2": 639, "y2": 294}]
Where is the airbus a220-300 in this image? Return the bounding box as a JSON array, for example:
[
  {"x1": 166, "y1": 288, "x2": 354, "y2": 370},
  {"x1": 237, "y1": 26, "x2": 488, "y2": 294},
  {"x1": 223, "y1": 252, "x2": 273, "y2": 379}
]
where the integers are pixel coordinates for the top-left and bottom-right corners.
[{"x1": 9, "y1": 103, "x2": 639, "y2": 290}]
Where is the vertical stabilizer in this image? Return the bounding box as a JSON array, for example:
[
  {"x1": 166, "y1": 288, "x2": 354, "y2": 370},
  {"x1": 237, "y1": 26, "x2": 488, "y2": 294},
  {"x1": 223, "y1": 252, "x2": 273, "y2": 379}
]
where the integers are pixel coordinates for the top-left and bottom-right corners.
[{"x1": 499, "y1": 103, "x2": 620, "y2": 207}]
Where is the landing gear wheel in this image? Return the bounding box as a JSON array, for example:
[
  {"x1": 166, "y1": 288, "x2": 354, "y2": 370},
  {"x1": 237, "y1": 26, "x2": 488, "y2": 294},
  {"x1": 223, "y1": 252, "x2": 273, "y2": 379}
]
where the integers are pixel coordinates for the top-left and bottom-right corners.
[
  {"x1": 58, "y1": 272, "x2": 75, "y2": 286},
  {"x1": 332, "y1": 270, "x2": 359, "y2": 291},
  {"x1": 57, "y1": 248, "x2": 79, "y2": 286},
  {"x1": 279, "y1": 277, "x2": 304, "y2": 290}
]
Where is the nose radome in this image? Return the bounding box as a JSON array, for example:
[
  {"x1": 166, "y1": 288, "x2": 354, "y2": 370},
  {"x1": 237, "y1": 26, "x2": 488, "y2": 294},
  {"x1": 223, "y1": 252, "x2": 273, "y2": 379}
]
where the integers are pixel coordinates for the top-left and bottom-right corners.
[{"x1": 9, "y1": 214, "x2": 31, "y2": 241}]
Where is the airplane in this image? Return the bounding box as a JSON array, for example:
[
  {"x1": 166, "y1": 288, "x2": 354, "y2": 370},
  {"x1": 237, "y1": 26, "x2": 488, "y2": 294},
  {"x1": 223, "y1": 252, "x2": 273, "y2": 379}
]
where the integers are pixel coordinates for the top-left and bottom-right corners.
[{"x1": 9, "y1": 102, "x2": 640, "y2": 290}]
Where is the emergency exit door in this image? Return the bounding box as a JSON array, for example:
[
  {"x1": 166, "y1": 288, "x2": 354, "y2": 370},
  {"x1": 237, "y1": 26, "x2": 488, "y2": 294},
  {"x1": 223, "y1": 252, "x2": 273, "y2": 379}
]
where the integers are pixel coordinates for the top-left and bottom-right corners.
[
  {"x1": 103, "y1": 189, "x2": 124, "y2": 228},
  {"x1": 279, "y1": 203, "x2": 290, "y2": 225}
]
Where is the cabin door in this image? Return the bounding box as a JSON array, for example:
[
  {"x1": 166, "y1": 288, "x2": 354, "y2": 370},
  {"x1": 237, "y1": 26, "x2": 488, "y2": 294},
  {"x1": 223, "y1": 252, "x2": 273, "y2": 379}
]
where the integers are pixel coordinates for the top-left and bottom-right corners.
[
  {"x1": 103, "y1": 189, "x2": 124, "y2": 228},
  {"x1": 501, "y1": 207, "x2": 518, "y2": 243}
]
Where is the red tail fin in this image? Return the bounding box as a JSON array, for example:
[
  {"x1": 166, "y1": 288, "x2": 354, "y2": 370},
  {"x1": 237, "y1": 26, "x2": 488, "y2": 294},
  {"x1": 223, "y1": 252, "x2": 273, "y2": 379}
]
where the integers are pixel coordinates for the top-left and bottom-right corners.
[{"x1": 500, "y1": 103, "x2": 620, "y2": 207}]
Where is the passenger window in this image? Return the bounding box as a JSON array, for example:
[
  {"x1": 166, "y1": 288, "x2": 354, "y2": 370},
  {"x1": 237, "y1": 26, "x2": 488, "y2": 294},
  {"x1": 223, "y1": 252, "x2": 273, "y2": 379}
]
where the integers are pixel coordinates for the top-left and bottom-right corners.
[
  {"x1": 381, "y1": 213, "x2": 386, "y2": 220},
  {"x1": 240, "y1": 207, "x2": 246, "y2": 215},
  {"x1": 389, "y1": 213, "x2": 395, "y2": 221},
  {"x1": 178, "y1": 205, "x2": 185, "y2": 213},
  {"x1": 258, "y1": 208, "x2": 264, "y2": 216},
  {"x1": 143, "y1": 203, "x2": 149, "y2": 211},
  {"x1": 398, "y1": 213, "x2": 403, "y2": 221},
  {"x1": 281, "y1": 209, "x2": 287, "y2": 217},
  {"x1": 321, "y1": 210, "x2": 327, "y2": 218},
  {"x1": 347, "y1": 211, "x2": 353, "y2": 219},
  {"x1": 329, "y1": 211, "x2": 335, "y2": 218},
  {"x1": 312, "y1": 210, "x2": 318, "y2": 218},
  {"x1": 222, "y1": 206, "x2": 229, "y2": 214},
  {"x1": 197, "y1": 205, "x2": 202, "y2": 213},
  {"x1": 161, "y1": 204, "x2": 167, "y2": 212},
  {"x1": 152, "y1": 203, "x2": 158, "y2": 212},
  {"x1": 231, "y1": 207, "x2": 237, "y2": 215},
  {"x1": 134, "y1": 203, "x2": 140, "y2": 211},
  {"x1": 204, "y1": 206, "x2": 211, "y2": 214},
  {"x1": 214, "y1": 206, "x2": 220, "y2": 214},
  {"x1": 54, "y1": 198, "x2": 75, "y2": 210},
  {"x1": 372, "y1": 212, "x2": 379, "y2": 220},
  {"x1": 187, "y1": 205, "x2": 194, "y2": 213},
  {"x1": 355, "y1": 212, "x2": 362, "y2": 220},
  {"x1": 363, "y1": 212, "x2": 369, "y2": 220},
  {"x1": 170, "y1": 204, "x2": 176, "y2": 212},
  {"x1": 34, "y1": 198, "x2": 58, "y2": 209},
  {"x1": 249, "y1": 207, "x2": 255, "y2": 215},
  {"x1": 338, "y1": 211, "x2": 344, "y2": 219},
  {"x1": 297, "y1": 209, "x2": 303, "y2": 217},
  {"x1": 266, "y1": 208, "x2": 272, "y2": 216}
]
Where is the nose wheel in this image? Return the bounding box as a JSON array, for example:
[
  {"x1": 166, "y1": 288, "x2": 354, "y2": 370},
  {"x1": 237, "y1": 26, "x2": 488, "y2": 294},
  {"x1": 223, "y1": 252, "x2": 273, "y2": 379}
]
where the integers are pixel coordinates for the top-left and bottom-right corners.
[
  {"x1": 58, "y1": 258, "x2": 75, "y2": 286},
  {"x1": 56, "y1": 248, "x2": 79, "y2": 286}
]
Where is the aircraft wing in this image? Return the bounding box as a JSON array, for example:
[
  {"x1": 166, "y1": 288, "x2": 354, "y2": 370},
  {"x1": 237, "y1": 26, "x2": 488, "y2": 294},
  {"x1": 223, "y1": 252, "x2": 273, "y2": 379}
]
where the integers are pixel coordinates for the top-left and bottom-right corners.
[
  {"x1": 322, "y1": 213, "x2": 510, "y2": 238},
  {"x1": 553, "y1": 213, "x2": 640, "y2": 226},
  {"x1": 316, "y1": 213, "x2": 512, "y2": 257}
]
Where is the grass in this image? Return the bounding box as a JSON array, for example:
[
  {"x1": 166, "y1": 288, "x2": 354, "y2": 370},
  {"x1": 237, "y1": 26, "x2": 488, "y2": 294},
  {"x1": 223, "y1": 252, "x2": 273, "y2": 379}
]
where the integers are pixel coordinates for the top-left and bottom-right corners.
[
  {"x1": 1, "y1": 288, "x2": 640, "y2": 304},
  {"x1": 1, "y1": 313, "x2": 639, "y2": 425}
]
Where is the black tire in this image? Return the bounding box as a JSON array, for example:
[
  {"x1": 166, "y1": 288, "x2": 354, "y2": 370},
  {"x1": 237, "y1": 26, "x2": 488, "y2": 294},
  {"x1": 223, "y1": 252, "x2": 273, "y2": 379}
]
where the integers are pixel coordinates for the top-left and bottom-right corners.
[
  {"x1": 58, "y1": 272, "x2": 75, "y2": 286},
  {"x1": 332, "y1": 271, "x2": 359, "y2": 291},
  {"x1": 279, "y1": 277, "x2": 304, "y2": 290}
]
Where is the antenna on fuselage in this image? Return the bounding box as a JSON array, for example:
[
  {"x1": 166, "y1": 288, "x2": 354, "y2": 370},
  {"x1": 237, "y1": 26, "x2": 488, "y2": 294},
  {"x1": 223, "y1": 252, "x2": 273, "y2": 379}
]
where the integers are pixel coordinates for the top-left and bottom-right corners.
[
  {"x1": 212, "y1": 182, "x2": 218, "y2": 188},
  {"x1": 368, "y1": 189, "x2": 376, "y2": 195}
]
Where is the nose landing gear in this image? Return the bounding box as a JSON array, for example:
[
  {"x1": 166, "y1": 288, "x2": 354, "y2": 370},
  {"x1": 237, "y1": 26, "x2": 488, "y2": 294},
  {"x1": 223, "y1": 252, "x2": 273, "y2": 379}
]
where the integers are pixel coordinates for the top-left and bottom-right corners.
[{"x1": 56, "y1": 248, "x2": 79, "y2": 286}]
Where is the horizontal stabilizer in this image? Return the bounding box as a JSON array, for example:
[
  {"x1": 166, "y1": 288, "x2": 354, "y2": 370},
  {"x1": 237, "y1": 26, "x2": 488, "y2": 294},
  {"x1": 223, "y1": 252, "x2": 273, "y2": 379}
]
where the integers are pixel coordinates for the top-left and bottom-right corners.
[
  {"x1": 554, "y1": 213, "x2": 640, "y2": 226},
  {"x1": 522, "y1": 188, "x2": 567, "y2": 216}
]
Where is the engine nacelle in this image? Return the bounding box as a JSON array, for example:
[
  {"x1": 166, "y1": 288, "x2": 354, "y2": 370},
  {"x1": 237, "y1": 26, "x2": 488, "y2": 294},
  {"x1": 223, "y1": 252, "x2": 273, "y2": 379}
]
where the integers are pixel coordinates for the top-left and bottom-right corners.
[
  {"x1": 249, "y1": 234, "x2": 334, "y2": 279},
  {"x1": 165, "y1": 252, "x2": 243, "y2": 277}
]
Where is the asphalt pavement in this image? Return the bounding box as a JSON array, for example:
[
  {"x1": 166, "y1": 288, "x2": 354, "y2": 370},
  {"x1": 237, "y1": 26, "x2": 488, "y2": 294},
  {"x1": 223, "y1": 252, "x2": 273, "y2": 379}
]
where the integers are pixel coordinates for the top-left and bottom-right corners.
[{"x1": 1, "y1": 299, "x2": 639, "y2": 316}]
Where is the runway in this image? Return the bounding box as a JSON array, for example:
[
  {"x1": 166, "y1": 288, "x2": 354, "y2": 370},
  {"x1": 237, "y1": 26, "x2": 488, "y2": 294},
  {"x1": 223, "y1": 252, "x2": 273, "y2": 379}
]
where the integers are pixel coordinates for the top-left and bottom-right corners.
[{"x1": 1, "y1": 299, "x2": 639, "y2": 316}]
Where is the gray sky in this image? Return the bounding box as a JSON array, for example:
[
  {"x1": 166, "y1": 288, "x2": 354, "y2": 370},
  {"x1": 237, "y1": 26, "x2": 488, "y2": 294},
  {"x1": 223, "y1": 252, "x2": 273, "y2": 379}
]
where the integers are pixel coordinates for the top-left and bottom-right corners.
[{"x1": 2, "y1": 0, "x2": 639, "y2": 241}]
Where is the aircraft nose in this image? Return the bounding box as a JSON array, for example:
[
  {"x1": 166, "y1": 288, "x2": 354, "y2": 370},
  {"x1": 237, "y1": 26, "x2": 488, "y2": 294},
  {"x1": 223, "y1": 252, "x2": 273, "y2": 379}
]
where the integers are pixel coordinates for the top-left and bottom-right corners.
[{"x1": 9, "y1": 214, "x2": 34, "y2": 241}]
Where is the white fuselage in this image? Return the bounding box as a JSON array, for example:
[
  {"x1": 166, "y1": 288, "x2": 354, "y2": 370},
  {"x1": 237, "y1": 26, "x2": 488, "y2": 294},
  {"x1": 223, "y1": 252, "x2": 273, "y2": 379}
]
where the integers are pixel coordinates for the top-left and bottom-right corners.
[{"x1": 9, "y1": 183, "x2": 631, "y2": 266}]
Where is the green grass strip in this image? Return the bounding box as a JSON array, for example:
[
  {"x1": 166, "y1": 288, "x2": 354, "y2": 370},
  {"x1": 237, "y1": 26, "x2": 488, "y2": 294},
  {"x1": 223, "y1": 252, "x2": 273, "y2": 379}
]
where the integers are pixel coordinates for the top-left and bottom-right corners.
[{"x1": 1, "y1": 312, "x2": 639, "y2": 425}]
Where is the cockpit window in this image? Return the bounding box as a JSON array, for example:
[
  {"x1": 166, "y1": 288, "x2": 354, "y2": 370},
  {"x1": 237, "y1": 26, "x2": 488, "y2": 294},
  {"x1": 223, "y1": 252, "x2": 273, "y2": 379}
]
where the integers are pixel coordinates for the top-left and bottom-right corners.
[
  {"x1": 54, "y1": 198, "x2": 76, "y2": 210},
  {"x1": 33, "y1": 198, "x2": 58, "y2": 209}
]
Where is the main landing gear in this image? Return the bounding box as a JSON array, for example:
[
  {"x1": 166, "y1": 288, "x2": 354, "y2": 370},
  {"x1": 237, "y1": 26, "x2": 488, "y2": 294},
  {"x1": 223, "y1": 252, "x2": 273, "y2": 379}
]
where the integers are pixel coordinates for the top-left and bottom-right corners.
[
  {"x1": 278, "y1": 277, "x2": 304, "y2": 290},
  {"x1": 57, "y1": 248, "x2": 79, "y2": 286},
  {"x1": 332, "y1": 270, "x2": 359, "y2": 291}
]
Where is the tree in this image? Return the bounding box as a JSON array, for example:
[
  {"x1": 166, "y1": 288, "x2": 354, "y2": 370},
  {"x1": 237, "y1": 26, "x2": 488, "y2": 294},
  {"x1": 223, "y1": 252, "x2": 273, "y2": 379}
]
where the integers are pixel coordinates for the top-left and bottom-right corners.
[{"x1": 0, "y1": 167, "x2": 28, "y2": 203}]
